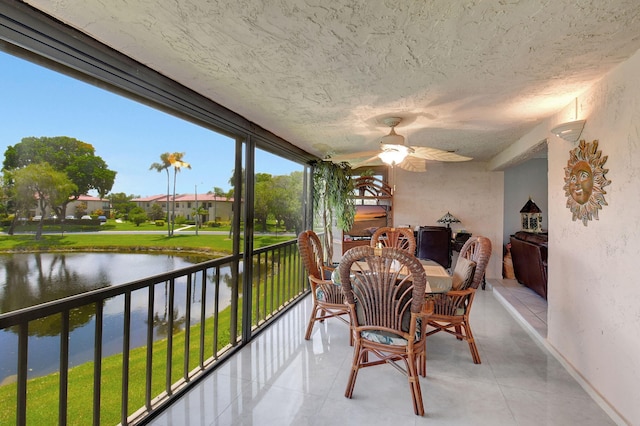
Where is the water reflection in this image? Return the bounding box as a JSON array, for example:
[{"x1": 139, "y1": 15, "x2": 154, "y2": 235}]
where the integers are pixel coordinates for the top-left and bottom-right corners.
[
  {"x1": 0, "y1": 252, "x2": 109, "y2": 314},
  {"x1": 0, "y1": 252, "x2": 233, "y2": 383},
  {"x1": 0, "y1": 252, "x2": 213, "y2": 314}
]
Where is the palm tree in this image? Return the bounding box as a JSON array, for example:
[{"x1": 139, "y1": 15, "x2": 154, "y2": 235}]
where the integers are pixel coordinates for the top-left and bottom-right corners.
[
  {"x1": 168, "y1": 152, "x2": 191, "y2": 235},
  {"x1": 211, "y1": 186, "x2": 225, "y2": 224},
  {"x1": 149, "y1": 153, "x2": 172, "y2": 236}
]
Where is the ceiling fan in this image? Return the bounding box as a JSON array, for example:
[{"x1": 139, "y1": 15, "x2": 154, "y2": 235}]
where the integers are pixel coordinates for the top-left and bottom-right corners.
[{"x1": 328, "y1": 117, "x2": 472, "y2": 172}]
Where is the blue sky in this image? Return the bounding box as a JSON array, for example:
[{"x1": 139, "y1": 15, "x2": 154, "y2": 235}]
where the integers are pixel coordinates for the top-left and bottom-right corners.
[{"x1": 0, "y1": 51, "x2": 301, "y2": 197}]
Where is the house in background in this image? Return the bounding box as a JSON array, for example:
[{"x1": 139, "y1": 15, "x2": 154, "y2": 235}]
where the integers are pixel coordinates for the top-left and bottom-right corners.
[
  {"x1": 133, "y1": 193, "x2": 234, "y2": 223},
  {"x1": 71, "y1": 194, "x2": 111, "y2": 218},
  {"x1": 34, "y1": 194, "x2": 111, "y2": 218}
]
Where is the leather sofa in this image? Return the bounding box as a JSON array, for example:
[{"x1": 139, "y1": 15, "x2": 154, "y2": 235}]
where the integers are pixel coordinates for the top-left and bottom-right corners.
[{"x1": 509, "y1": 231, "x2": 548, "y2": 299}]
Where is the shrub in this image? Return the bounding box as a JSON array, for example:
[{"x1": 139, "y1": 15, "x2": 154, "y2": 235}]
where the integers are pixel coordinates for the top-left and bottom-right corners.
[
  {"x1": 155, "y1": 220, "x2": 164, "y2": 226},
  {"x1": 129, "y1": 207, "x2": 148, "y2": 227},
  {"x1": 0, "y1": 215, "x2": 13, "y2": 227}
]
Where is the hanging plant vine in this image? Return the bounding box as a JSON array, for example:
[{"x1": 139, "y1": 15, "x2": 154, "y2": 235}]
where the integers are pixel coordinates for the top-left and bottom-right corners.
[{"x1": 311, "y1": 160, "x2": 355, "y2": 263}]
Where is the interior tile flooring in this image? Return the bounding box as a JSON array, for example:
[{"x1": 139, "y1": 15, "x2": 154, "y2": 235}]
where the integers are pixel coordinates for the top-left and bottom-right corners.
[{"x1": 148, "y1": 279, "x2": 617, "y2": 426}]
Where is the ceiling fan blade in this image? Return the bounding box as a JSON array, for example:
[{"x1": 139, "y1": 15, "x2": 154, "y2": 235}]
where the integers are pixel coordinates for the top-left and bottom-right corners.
[
  {"x1": 326, "y1": 150, "x2": 386, "y2": 169},
  {"x1": 398, "y1": 156, "x2": 427, "y2": 172},
  {"x1": 411, "y1": 146, "x2": 472, "y2": 162},
  {"x1": 327, "y1": 150, "x2": 380, "y2": 162},
  {"x1": 349, "y1": 155, "x2": 384, "y2": 169}
]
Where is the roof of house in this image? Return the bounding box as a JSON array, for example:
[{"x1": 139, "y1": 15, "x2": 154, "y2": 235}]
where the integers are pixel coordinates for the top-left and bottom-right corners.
[{"x1": 133, "y1": 194, "x2": 233, "y2": 203}]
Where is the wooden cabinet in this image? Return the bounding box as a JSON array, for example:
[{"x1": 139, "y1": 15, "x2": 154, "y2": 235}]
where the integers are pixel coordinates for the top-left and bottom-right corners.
[
  {"x1": 341, "y1": 176, "x2": 393, "y2": 254},
  {"x1": 342, "y1": 239, "x2": 371, "y2": 252}
]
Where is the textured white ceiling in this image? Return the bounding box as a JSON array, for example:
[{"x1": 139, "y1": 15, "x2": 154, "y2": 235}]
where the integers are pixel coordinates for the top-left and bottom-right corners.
[{"x1": 26, "y1": 0, "x2": 640, "y2": 162}]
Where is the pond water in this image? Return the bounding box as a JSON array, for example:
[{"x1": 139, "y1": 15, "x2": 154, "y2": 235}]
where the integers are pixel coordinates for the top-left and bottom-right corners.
[{"x1": 0, "y1": 252, "x2": 233, "y2": 384}]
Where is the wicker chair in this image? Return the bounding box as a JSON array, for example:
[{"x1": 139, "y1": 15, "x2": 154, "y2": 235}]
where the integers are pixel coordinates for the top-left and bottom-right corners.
[
  {"x1": 426, "y1": 236, "x2": 492, "y2": 364},
  {"x1": 370, "y1": 226, "x2": 417, "y2": 254},
  {"x1": 339, "y1": 246, "x2": 431, "y2": 416},
  {"x1": 298, "y1": 230, "x2": 351, "y2": 341}
]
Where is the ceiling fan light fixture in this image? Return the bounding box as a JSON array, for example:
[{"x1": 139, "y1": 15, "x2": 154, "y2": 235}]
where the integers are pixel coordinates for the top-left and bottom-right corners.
[
  {"x1": 380, "y1": 127, "x2": 405, "y2": 146},
  {"x1": 377, "y1": 117, "x2": 416, "y2": 165},
  {"x1": 379, "y1": 146, "x2": 410, "y2": 165}
]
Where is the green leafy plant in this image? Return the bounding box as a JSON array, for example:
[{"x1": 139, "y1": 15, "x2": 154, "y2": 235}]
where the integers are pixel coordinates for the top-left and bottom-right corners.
[{"x1": 312, "y1": 160, "x2": 355, "y2": 262}]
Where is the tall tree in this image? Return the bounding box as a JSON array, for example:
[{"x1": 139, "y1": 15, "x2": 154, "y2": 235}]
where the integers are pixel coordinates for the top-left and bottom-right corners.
[
  {"x1": 168, "y1": 152, "x2": 190, "y2": 236},
  {"x1": 253, "y1": 173, "x2": 274, "y2": 232},
  {"x1": 148, "y1": 202, "x2": 165, "y2": 221},
  {"x1": 108, "y1": 192, "x2": 138, "y2": 220},
  {"x1": 0, "y1": 172, "x2": 18, "y2": 234},
  {"x1": 3, "y1": 136, "x2": 116, "y2": 219},
  {"x1": 210, "y1": 186, "x2": 226, "y2": 223},
  {"x1": 149, "y1": 153, "x2": 172, "y2": 236},
  {"x1": 128, "y1": 206, "x2": 148, "y2": 227},
  {"x1": 74, "y1": 201, "x2": 88, "y2": 218},
  {"x1": 191, "y1": 204, "x2": 207, "y2": 235},
  {"x1": 13, "y1": 163, "x2": 77, "y2": 240},
  {"x1": 149, "y1": 152, "x2": 190, "y2": 236},
  {"x1": 271, "y1": 171, "x2": 304, "y2": 234}
]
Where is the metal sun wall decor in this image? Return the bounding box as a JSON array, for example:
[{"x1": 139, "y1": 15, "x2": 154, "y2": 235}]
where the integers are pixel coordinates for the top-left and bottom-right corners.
[{"x1": 563, "y1": 140, "x2": 611, "y2": 226}]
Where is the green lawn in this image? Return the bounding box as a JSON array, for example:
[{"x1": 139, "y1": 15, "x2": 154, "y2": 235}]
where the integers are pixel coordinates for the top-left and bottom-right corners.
[
  {"x1": 4, "y1": 217, "x2": 288, "y2": 234},
  {"x1": 0, "y1": 230, "x2": 291, "y2": 254},
  {"x1": 0, "y1": 305, "x2": 237, "y2": 425}
]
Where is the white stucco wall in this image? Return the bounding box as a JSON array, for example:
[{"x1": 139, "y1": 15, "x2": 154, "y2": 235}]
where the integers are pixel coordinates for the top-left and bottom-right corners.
[
  {"x1": 339, "y1": 49, "x2": 640, "y2": 423},
  {"x1": 547, "y1": 50, "x2": 640, "y2": 424},
  {"x1": 393, "y1": 161, "x2": 504, "y2": 280}
]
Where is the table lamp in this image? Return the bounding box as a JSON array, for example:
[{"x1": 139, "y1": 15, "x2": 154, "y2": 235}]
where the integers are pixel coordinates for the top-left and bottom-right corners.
[{"x1": 437, "y1": 212, "x2": 461, "y2": 228}]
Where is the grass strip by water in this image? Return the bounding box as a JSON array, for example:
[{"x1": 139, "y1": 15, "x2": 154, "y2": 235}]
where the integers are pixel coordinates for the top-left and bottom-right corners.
[
  {"x1": 0, "y1": 234, "x2": 291, "y2": 254},
  {"x1": 0, "y1": 300, "x2": 237, "y2": 425}
]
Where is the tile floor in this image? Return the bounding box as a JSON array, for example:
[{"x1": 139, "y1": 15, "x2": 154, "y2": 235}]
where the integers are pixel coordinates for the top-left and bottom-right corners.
[
  {"x1": 148, "y1": 279, "x2": 615, "y2": 426},
  {"x1": 489, "y1": 278, "x2": 548, "y2": 338}
]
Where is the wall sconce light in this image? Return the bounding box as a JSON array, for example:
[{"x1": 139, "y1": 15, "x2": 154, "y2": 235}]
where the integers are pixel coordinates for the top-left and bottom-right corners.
[
  {"x1": 551, "y1": 98, "x2": 585, "y2": 143},
  {"x1": 551, "y1": 119, "x2": 586, "y2": 143},
  {"x1": 437, "y1": 211, "x2": 461, "y2": 228}
]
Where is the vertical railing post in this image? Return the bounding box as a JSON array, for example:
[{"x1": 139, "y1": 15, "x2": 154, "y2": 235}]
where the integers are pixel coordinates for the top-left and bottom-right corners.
[
  {"x1": 255, "y1": 252, "x2": 262, "y2": 325},
  {"x1": 184, "y1": 274, "x2": 192, "y2": 380},
  {"x1": 121, "y1": 291, "x2": 132, "y2": 425},
  {"x1": 59, "y1": 310, "x2": 70, "y2": 425},
  {"x1": 276, "y1": 246, "x2": 283, "y2": 305},
  {"x1": 145, "y1": 284, "x2": 155, "y2": 410},
  {"x1": 166, "y1": 279, "x2": 175, "y2": 394},
  {"x1": 269, "y1": 249, "x2": 275, "y2": 315},
  {"x1": 17, "y1": 323, "x2": 28, "y2": 426},
  {"x1": 199, "y1": 270, "x2": 207, "y2": 367},
  {"x1": 213, "y1": 266, "x2": 221, "y2": 358},
  {"x1": 93, "y1": 302, "x2": 103, "y2": 426}
]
